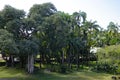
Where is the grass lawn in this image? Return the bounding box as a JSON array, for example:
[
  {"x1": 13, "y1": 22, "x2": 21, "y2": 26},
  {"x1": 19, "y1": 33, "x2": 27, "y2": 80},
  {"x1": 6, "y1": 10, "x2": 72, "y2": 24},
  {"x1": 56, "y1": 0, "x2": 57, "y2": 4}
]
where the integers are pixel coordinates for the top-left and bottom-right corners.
[{"x1": 0, "y1": 66, "x2": 118, "y2": 80}]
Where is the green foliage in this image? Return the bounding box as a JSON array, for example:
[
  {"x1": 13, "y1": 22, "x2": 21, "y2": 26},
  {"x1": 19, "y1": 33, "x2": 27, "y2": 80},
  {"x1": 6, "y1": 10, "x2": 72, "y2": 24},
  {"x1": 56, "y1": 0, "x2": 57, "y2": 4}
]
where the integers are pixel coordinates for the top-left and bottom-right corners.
[
  {"x1": 28, "y1": 3, "x2": 57, "y2": 29},
  {"x1": 1, "y1": 5, "x2": 25, "y2": 22},
  {"x1": 0, "y1": 13, "x2": 5, "y2": 29},
  {"x1": 0, "y1": 29, "x2": 19, "y2": 55},
  {"x1": 18, "y1": 40, "x2": 39, "y2": 56},
  {"x1": 5, "y1": 19, "x2": 23, "y2": 39},
  {"x1": 60, "y1": 64, "x2": 67, "y2": 73},
  {"x1": 96, "y1": 45, "x2": 120, "y2": 74},
  {"x1": 28, "y1": 2, "x2": 57, "y2": 18},
  {"x1": 105, "y1": 22, "x2": 120, "y2": 45}
]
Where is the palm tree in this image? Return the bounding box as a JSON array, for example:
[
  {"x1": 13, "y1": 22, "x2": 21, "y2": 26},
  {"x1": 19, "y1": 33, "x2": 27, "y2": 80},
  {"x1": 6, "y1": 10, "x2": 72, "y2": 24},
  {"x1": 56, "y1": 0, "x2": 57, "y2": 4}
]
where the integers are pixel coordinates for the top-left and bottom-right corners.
[
  {"x1": 79, "y1": 20, "x2": 100, "y2": 66},
  {"x1": 106, "y1": 22, "x2": 119, "y2": 45}
]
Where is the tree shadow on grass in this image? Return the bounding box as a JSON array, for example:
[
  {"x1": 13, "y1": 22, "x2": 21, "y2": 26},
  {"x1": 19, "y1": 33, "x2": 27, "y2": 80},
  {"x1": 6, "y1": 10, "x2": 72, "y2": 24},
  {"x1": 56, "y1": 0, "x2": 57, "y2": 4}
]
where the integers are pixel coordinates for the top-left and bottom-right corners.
[
  {"x1": 0, "y1": 67, "x2": 26, "y2": 79},
  {"x1": 35, "y1": 70, "x2": 112, "y2": 80},
  {"x1": 25, "y1": 70, "x2": 93, "y2": 80},
  {"x1": 0, "y1": 67, "x2": 113, "y2": 80}
]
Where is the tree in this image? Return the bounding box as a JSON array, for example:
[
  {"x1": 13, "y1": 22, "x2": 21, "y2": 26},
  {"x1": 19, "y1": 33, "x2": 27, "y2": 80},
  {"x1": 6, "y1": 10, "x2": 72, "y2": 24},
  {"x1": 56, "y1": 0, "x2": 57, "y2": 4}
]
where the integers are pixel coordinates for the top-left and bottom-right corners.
[
  {"x1": 28, "y1": 3, "x2": 57, "y2": 68},
  {"x1": 41, "y1": 12, "x2": 70, "y2": 65},
  {"x1": 19, "y1": 39, "x2": 39, "y2": 73},
  {"x1": 72, "y1": 11, "x2": 101, "y2": 68},
  {"x1": 0, "y1": 5, "x2": 25, "y2": 28},
  {"x1": 0, "y1": 12, "x2": 5, "y2": 29},
  {"x1": 28, "y1": 2, "x2": 57, "y2": 27},
  {"x1": 17, "y1": 18, "x2": 38, "y2": 73},
  {"x1": 81, "y1": 20, "x2": 100, "y2": 66},
  {"x1": 69, "y1": 11, "x2": 87, "y2": 69},
  {"x1": 5, "y1": 19, "x2": 23, "y2": 40},
  {"x1": 106, "y1": 22, "x2": 119, "y2": 45},
  {"x1": 0, "y1": 29, "x2": 19, "y2": 67},
  {"x1": 0, "y1": 5, "x2": 26, "y2": 40},
  {"x1": 0, "y1": 5, "x2": 39, "y2": 73}
]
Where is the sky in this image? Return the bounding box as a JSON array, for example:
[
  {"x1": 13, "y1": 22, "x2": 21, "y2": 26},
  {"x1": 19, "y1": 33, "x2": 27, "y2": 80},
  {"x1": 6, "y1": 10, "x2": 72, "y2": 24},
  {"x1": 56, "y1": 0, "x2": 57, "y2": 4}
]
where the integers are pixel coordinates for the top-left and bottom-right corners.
[{"x1": 0, "y1": 0, "x2": 120, "y2": 29}]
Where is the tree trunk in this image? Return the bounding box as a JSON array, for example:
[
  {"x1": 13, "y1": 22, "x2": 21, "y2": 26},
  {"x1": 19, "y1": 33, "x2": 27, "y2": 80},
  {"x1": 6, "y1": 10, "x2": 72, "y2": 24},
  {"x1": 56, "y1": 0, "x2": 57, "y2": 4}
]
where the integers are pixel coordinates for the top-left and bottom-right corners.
[
  {"x1": 40, "y1": 54, "x2": 42, "y2": 69},
  {"x1": 7, "y1": 55, "x2": 14, "y2": 67},
  {"x1": 61, "y1": 50, "x2": 64, "y2": 64},
  {"x1": 40, "y1": 58, "x2": 42, "y2": 69},
  {"x1": 11, "y1": 55, "x2": 14, "y2": 67},
  {"x1": 77, "y1": 53, "x2": 80, "y2": 70},
  {"x1": 27, "y1": 54, "x2": 34, "y2": 74},
  {"x1": 68, "y1": 51, "x2": 72, "y2": 69},
  {"x1": 20, "y1": 56, "x2": 26, "y2": 68},
  {"x1": 86, "y1": 49, "x2": 90, "y2": 66}
]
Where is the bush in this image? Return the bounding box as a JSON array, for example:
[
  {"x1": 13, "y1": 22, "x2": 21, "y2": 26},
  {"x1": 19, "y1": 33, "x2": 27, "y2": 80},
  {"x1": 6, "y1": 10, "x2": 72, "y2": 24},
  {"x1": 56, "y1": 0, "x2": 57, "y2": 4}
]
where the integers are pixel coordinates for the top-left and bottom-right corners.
[
  {"x1": 95, "y1": 45, "x2": 120, "y2": 74},
  {"x1": 60, "y1": 64, "x2": 67, "y2": 73},
  {"x1": 0, "y1": 62, "x2": 6, "y2": 66},
  {"x1": 116, "y1": 65, "x2": 120, "y2": 74},
  {"x1": 93, "y1": 63, "x2": 117, "y2": 74}
]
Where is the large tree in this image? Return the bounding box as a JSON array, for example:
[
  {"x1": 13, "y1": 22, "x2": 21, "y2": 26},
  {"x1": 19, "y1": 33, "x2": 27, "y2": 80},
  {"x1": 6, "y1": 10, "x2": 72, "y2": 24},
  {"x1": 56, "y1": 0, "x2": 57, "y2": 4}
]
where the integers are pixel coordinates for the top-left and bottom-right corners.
[
  {"x1": 28, "y1": 2, "x2": 57, "y2": 68},
  {"x1": 41, "y1": 12, "x2": 70, "y2": 65},
  {"x1": 0, "y1": 29, "x2": 19, "y2": 67},
  {"x1": 18, "y1": 39, "x2": 39, "y2": 73},
  {"x1": 0, "y1": 5, "x2": 25, "y2": 28}
]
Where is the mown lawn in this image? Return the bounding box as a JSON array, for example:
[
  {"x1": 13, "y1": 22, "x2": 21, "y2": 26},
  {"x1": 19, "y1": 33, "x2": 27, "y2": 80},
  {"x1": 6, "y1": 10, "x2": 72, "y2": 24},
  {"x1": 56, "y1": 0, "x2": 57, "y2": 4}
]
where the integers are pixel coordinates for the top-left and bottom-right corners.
[{"x1": 0, "y1": 66, "x2": 117, "y2": 80}]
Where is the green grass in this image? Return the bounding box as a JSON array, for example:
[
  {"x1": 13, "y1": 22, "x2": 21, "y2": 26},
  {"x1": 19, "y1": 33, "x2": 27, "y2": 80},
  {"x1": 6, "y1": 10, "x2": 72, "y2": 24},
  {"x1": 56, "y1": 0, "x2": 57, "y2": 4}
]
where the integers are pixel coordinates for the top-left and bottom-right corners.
[
  {"x1": 0, "y1": 67, "x2": 26, "y2": 79},
  {"x1": 0, "y1": 59, "x2": 5, "y2": 62},
  {"x1": 0, "y1": 66, "x2": 118, "y2": 80}
]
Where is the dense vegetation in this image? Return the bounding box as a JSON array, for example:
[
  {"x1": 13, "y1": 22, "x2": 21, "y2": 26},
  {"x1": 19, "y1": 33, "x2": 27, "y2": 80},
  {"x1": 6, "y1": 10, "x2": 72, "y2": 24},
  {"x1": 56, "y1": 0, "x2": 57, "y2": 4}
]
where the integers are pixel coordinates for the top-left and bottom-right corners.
[
  {"x1": 0, "y1": 2, "x2": 120, "y2": 77},
  {"x1": 96, "y1": 45, "x2": 120, "y2": 74}
]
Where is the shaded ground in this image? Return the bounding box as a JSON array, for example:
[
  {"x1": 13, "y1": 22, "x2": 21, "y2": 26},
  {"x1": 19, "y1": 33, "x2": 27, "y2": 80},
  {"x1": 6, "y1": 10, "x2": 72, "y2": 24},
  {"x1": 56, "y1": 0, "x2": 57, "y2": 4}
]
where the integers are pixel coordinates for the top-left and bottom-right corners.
[
  {"x1": 0, "y1": 66, "x2": 117, "y2": 80},
  {"x1": 0, "y1": 78, "x2": 16, "y2": 80}
]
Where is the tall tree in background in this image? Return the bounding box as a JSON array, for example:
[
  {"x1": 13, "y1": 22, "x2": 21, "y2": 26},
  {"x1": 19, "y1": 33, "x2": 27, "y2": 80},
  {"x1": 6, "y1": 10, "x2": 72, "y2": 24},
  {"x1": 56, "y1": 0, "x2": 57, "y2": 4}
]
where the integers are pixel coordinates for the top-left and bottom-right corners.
[{"x1": 106, "y1": 22, "x2": 119, "y2": 45}]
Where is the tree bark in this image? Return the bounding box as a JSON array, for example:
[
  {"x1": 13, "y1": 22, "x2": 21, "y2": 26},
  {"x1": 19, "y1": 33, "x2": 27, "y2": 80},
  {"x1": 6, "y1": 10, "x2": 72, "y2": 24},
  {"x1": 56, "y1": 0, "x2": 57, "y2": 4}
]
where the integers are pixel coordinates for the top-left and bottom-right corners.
[
  {"x1": 68, "y1": 51, "x2": 72, "y2": 69},
  {"x1": 20, "y1": 56, "x2": 26, "y2": 68},
  {"x1": 61, "y1": 50, "x2": 64, "y2": 64},
  {"x1": 6, "y1": 55, "x2": 14, "y2": 67},
  {"x1": 77, "y1": 53, "x2": 80, "y2": 70},
  {"x1": 39, "y1": 53, "x2": 42, "y2": 69},
  {"x1": 27, "y1": 54, "x2": 34, "y2": 74},
  {"x1": 11, "y1": 55, "x2": 14, "y2": 67}
]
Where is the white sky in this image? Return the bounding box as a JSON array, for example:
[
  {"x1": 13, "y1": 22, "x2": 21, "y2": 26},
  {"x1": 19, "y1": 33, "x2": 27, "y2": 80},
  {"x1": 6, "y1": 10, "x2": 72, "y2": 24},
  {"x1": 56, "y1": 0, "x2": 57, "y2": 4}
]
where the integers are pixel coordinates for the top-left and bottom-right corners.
[{"x1": 0, "y1": 0, "x2": 120, "y2": 29}]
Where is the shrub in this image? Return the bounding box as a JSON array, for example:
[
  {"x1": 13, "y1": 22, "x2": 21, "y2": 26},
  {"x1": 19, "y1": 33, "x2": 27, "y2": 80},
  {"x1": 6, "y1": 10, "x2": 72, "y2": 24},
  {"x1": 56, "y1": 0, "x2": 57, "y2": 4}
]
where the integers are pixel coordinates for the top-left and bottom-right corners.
[
  {"x1": 94, "y1": 45, "x2": 120, "y2": 74},
  {"x1": 93, "y1": 62, "x2": 117, "y2": 74},
  {"x1": 60, "y1": 64, "x2": 67, "y2": 73}
]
